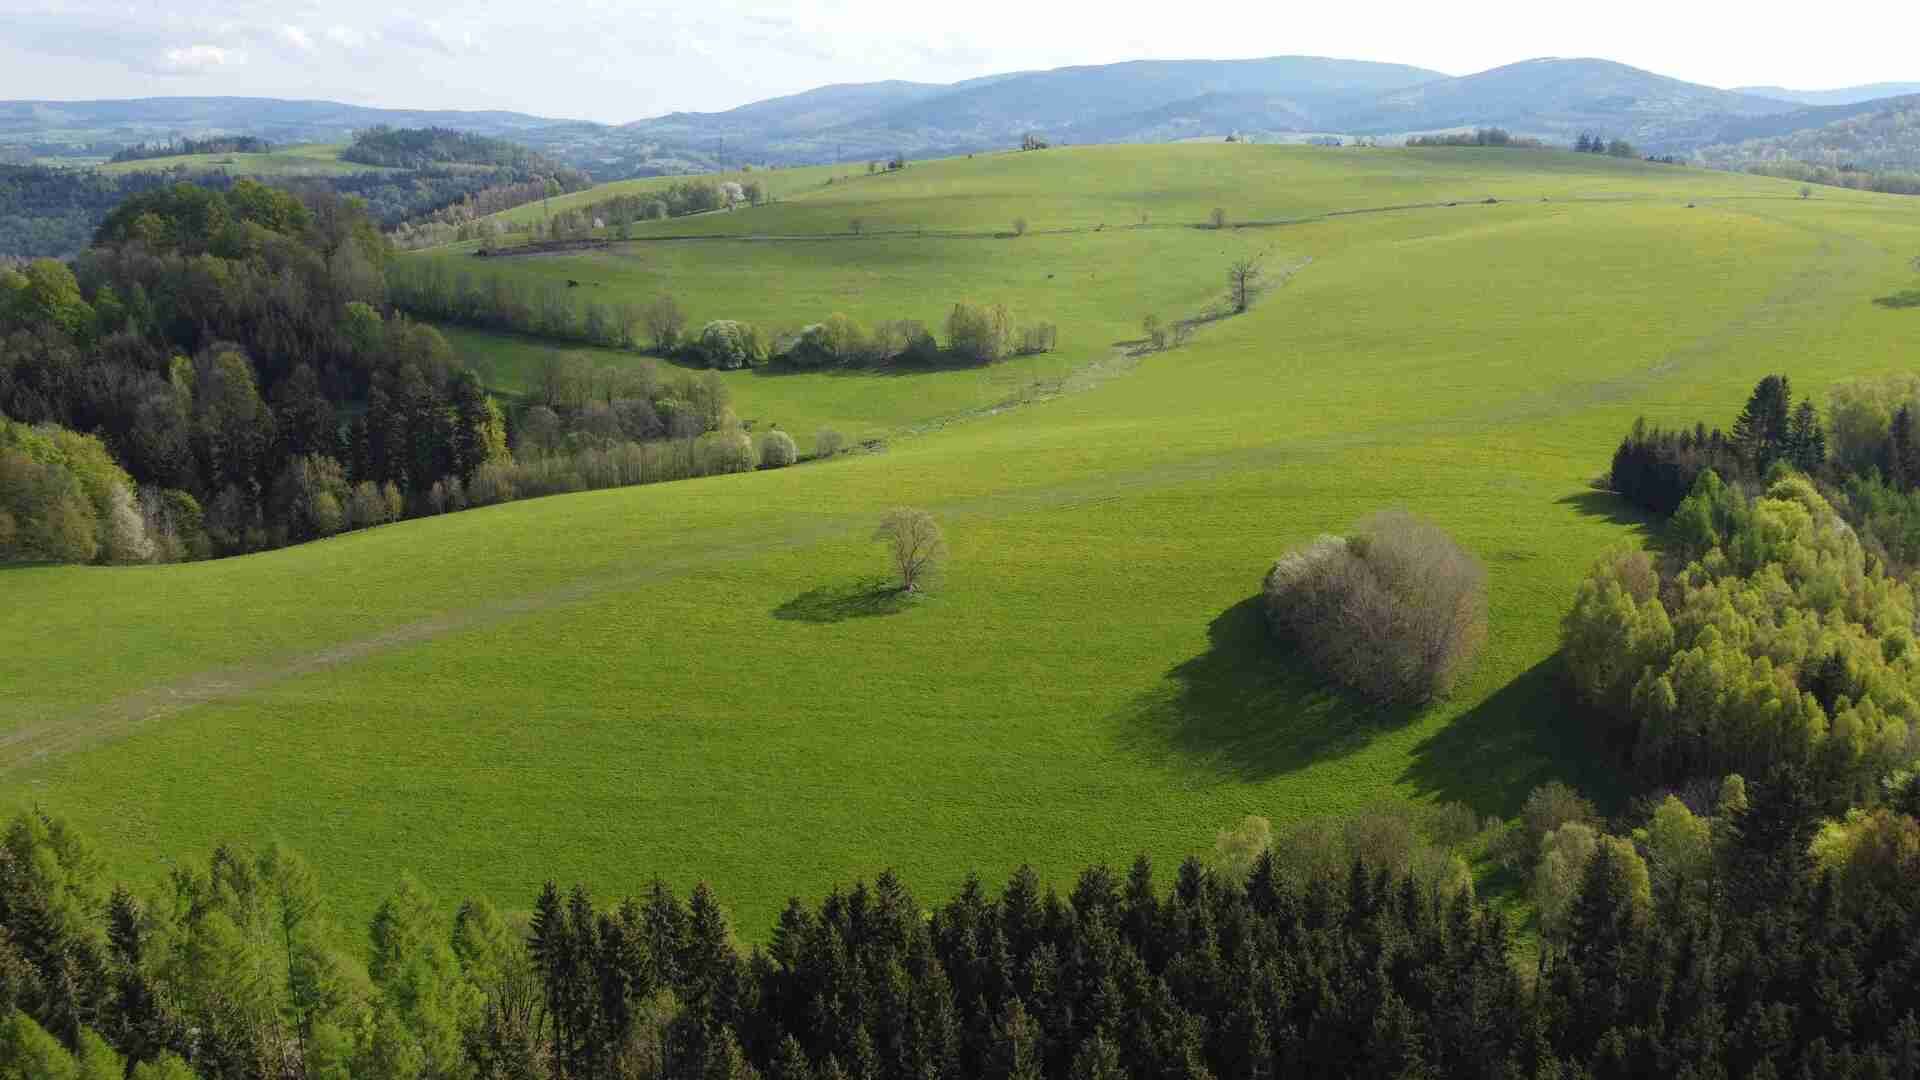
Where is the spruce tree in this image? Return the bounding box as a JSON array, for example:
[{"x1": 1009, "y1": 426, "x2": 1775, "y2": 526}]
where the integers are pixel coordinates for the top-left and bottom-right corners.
[{"x1": 1730, "y1": 375, "x2": 1793, "y2": 470}]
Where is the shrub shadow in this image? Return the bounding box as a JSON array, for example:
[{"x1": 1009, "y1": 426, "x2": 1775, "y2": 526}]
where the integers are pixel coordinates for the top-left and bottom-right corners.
[
  {"x1": 1872, "y1": 290, "x2": 1920, "y2": 310},
  {"x1": 1114, "y1": 597, "x2": 1420, "y2": 781},
  {"x1": 1398, "y1": 653, "x2": 1627, "y2": 819},
  {"x1": 774, "y1": 577, "x2": 913, "y2": 624}
]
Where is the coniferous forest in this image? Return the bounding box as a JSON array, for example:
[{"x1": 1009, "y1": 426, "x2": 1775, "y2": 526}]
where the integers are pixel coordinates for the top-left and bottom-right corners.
[{"x1": 4, "y1": 764, "x2": 1920, "y2": 1079}]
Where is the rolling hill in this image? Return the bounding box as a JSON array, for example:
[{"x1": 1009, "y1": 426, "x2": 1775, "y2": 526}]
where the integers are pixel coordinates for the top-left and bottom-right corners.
[
  {"x1": 7, "y1": 144, "x2": 1919, "y2": 934},
  {"x1": 4, "y1": 55, "x2": 1871, "y2": 178},
  {"x1": 1335, "y1": 58, "x2": 1795, "y2": 148},
  {"x1": 1693, "y1": 93, "x2": 1920, "y2": 174}
]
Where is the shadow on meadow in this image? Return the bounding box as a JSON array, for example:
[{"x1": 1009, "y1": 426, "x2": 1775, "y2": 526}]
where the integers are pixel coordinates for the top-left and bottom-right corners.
[
  {"x1": 1113, "y1": 596, "x2": 1420, "y2": 782},
  {"x1": 773, "y1": 577, "x2": 915, "y2": 623},
  {"x1": 1554, "y1": 489, "x2": 1656, "y2": 534},
  {"x1": 1118, "y1": 594, "x2": 1627, "y2": 816},
  {"x1": 1872, "y1": 290, "x2": 1920, "y2": 310},
  {"x1": 1397, "y1": 654, "x2": 1623, "y2": 819}
]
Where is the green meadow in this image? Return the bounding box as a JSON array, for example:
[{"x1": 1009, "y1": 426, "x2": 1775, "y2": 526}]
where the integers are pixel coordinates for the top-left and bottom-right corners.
[
  {"x1": 6, "y1": 144, "x2": 1918, "y2": 934},
  {"x1": 96, "y1": 142, "x2": 395, "y2": 177}
]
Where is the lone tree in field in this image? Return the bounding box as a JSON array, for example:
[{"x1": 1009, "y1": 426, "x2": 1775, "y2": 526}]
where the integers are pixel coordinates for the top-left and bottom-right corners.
[
  {"x1": 1228, "y1": 259, "x2": 1260, "y2": 313},
  {"x1": 877, "y1": 507, "x2": 946, "y2": 592},
  {"x1": 1210, "y1": 207, "x2": 1228, "y2": 229},
  {"x1": 1013, "y1": 217, "x2": 1029, "y2": 237},
  {"x1": 850, "y1": 217, "x2": 865, "y2": 235}
]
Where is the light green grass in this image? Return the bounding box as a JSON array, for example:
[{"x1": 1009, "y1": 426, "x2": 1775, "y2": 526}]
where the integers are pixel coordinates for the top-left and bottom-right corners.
[
  {"x1": 6, "y1": 146, "x2": 1919, "y2": 936},
  {"x1": 482, "y1": 162, "x2": 856, "y2": 227},
  {"x1": 95, "y1": 143, "x2": 396, "y2": 177}
]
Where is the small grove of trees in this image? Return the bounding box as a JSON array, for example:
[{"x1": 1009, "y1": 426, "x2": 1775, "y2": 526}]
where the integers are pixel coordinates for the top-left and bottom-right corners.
[
  {"x1": 1262, "y1": 510, "x2": 1489, "y2": 704},
  {"x1": 1574, "y1": 133, "x2": 1637, "y2": 157},
  {"x1": 1607, "y1": 374, "x2": 1825, "y2": 515},
  {"x1": 108, "y1": 136, "x2": 272, "y2": 163},
  {"x1": 1564, "y1": 469, "x2": 1917, "y2": 803},
  {"x1": 876, "y1": 506, "x2": 945, "y2": 591}
]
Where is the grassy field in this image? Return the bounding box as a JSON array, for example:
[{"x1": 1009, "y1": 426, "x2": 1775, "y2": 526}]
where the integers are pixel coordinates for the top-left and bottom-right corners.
[
  {"x1": 6, "y1": 145, "x2": 1919, "y2": 935},
  {"x1": 95, "y1": 142, "x2": 396, "y2": 177},
  {"x1": 484, "y1": 161, "x2": 853, "y2": 227}
]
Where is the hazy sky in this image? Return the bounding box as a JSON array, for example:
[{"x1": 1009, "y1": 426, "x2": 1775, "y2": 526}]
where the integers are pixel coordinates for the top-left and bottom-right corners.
[{"x1": 3, "y1": 0, "x2": 1915, "y2": 123}]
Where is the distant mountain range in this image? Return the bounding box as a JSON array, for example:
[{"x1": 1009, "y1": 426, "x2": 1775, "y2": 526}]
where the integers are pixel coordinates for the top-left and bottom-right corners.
[
  {"x1": 1695, "y1": 94, "x2": 1920, "y2": 175},
  {"x1": 1733, "y1": 83, "x2": 1920, "y2": 107},
  {"x1": 4, "y1": 57, "x2": 1917, "y2": 178}
]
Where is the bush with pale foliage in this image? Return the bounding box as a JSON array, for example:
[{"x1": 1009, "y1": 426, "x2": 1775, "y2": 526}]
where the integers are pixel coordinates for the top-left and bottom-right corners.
[
  {"x1": 815, "y1": 428, "x2": 847, "y2": 458},
  {"x1": 1262, "y1": 510, "x2": 1488, "y2": 704},
  {"x1": 759, "y1": 430, "x2": 798, "y2": 468}
]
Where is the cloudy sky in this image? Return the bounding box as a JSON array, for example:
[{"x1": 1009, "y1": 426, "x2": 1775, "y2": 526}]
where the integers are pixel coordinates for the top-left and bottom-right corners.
[{"x1": 3, "y1": 0, "x2": 1915, "y2": 123}]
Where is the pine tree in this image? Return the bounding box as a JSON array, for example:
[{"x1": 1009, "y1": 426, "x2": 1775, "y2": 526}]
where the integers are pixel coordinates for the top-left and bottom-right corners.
[
  {"x1": 770, "y1": 1033, "x2": 814, "y2": 1080},
  {"x1": 986, "y1": 999, "x2": 1043, "y2": 1080},
  {"x1": 1069, "y1": 1029, "x2": 1126, "y2": 1080},
  {"x1": 1891, "y1": 406, "x2": 1920, "y2": 491},
  {"x1": 1730, "y1": 375, "x2": 1793, "y2": 470},
  {"x1": 1786, "y1": 400, "x2": 1827, "y2": 473}
]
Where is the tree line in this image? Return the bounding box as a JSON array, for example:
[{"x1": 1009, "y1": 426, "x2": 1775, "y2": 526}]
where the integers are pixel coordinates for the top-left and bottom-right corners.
[
  {"x1": 108, "y1": 137, "x2": 275, "y2": 164},
  {"x1": 0, "y1": 176, "x2": 820, "y2": 565},
  {"x1": 387, "y1": 263, "x2": 1058, "y2": 370},
  {"x1": 11, "y1": 760, "x2": 1920, "y2": 1078},
  {"x1": 1404, "y1": 129, "x2": 1545, "y2": 148}
]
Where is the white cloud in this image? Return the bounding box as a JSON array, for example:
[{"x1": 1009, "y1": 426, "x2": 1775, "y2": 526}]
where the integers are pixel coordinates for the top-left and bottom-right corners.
[
  {"x1": 156, "y1": 43, "x2": 241, "y2": 73},
  {"x1": 324, "y1": 24, "x2": 370, "y2": 48},
  {"x1": 277, "y1": 25, "x2": 314, "y2": 51}
]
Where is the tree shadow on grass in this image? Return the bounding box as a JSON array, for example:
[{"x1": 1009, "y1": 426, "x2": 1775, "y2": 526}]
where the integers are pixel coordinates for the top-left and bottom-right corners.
[
  {"x1": 773, "y1": 577, "x2": 914, "y2": 624},
  {"x1": 1872, "y1": 290, "x2": 1920, "y2": 310},
  {"x1": 1113, "y1": 597, "x2": 1421, "y2": 782},
  {"x1": 1555, "y1": 489, "x2": 1656, "y2": 533},
  {"x1": 1398, "y1": 653, "x2": 1628, "y2": 819}
]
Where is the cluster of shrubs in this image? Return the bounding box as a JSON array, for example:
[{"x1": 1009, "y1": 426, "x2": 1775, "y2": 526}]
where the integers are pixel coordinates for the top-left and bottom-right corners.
[{"x1": 1262, "y1": 510, "x2": 1489, "y2": 704}]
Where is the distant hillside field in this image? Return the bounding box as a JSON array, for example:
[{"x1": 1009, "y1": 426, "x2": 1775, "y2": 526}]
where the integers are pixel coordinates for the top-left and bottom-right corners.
[
  {"x1": 5, "y1": 145, "x2": 1918, "y2": 935},
  {"x1": 93, "y1": 142, "x2": 395, "y2": 177}
]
